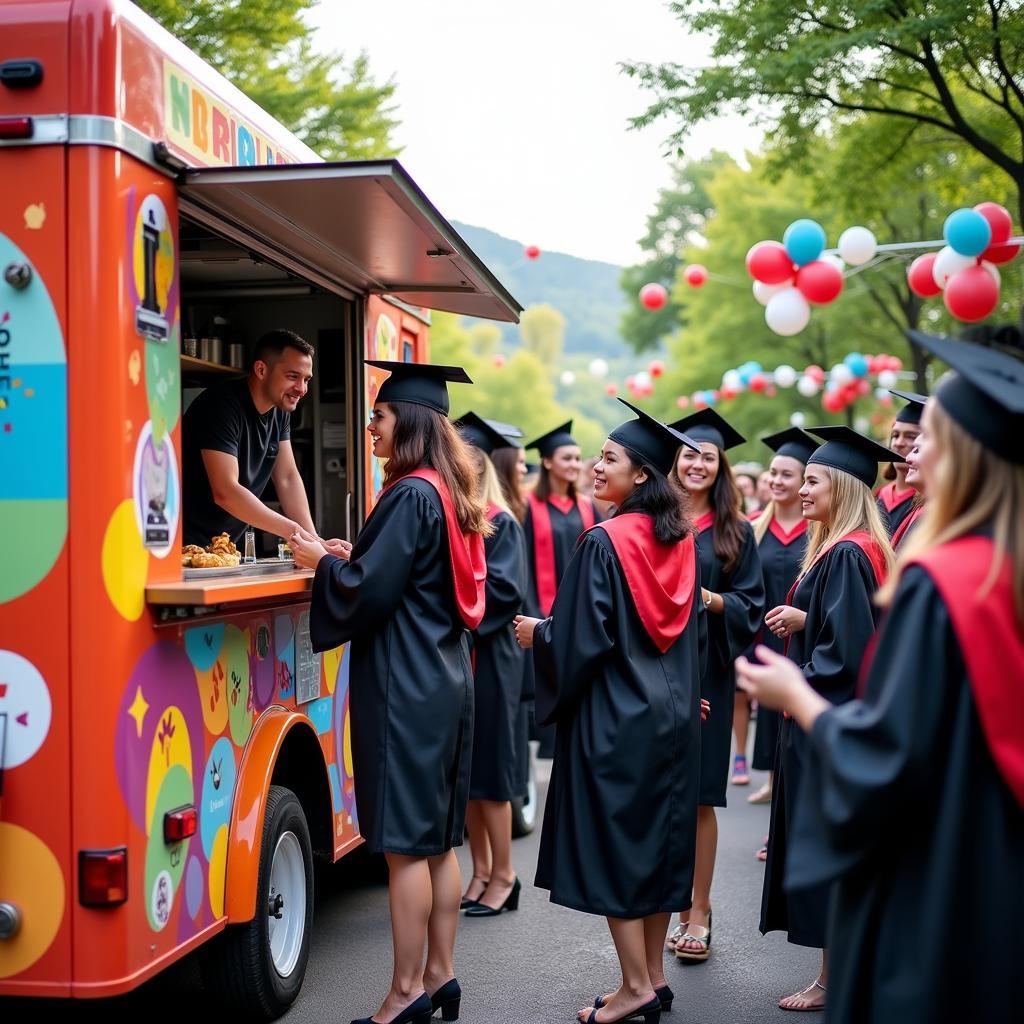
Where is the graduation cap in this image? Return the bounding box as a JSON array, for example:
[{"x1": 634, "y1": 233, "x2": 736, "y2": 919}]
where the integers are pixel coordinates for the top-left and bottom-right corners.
[
  {"x1": 761, "y1": 427, "x2": 819, "y2": 465},
  {"x1": 806, "y1": 426, "x2": 902, "y2": 487},
  {"x1": 668, "y1": 408, "x2": 746, "y2": 451},
  {"x1": 907, "y1": 330, "x2": 1024, "y2": 464},
  {"x1": 608, "y1": 399, "x2": 700, "y2": 475},
  {"x1": 453, "y1": 411, "x2": 516, "y2": 455},
  {"x1": 487, "y1": 418, "x2": 524, "y2": 444},
  {"x1": 525, "y1": 420, "x2": 577, "y2": 458},
  {"x1": 366, "y1": 360, "x2": 472, "y2": 415},
  {"x1": 890, "y1": 389, "x2": 928, "y2": 425}
]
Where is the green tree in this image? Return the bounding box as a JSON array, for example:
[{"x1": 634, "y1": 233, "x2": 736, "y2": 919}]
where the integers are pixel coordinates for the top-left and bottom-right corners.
[
  {"x1": 519, "y1": 304, "x2": 566, "y2": 366},
  {"x1": 135, "y1": 0, "x2": 399, "y2": 158},
  {"x1": 626, "y1": 1, "x2": 1024, "y2": 221}
]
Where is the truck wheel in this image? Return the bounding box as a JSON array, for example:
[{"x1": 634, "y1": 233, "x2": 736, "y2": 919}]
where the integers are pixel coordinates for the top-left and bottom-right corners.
[
  {"x1": 199, "y1": 785, "x2": 314, "y2": 1020},
  {"x1": 511, "y1": 745, "x2": 538, "y2": 838}
]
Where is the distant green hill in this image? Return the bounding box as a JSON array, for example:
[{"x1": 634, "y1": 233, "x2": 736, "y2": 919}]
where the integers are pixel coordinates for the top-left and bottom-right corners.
[{"x1": 452, "y1": 221, "x2": 629, "y2": 358}]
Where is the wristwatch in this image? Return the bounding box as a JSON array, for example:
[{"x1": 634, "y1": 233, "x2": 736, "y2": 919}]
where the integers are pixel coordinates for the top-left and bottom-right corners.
[{"x1": 703, "y1": 591, "x2": 713, "y2": 609}]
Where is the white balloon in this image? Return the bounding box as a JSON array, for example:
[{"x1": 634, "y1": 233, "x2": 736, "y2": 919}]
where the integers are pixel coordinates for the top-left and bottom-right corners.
[
  {"x1": 588, "y1": 358, "x2": 609, "y2": 378},
  {"x1": 819, "y1": 252, "x2": 846, "y2": 273},
  {"x1": 722, "y1": 369, "x2": 743, "y2": 391},
  {"x1": 932, "y1": 245, "x2": 975, "y2": 289},
  {"x1": 797, "y1": 375, "x2": 820, "y2": 397},
  {"x1": 875, "y1": 387, "x2": 890, "y2": 400},
  {"x1": 560, "y1": 370, "x2": 576, "y2": 386},
  {"x1": 773, "y1": 364, "x2": 798, "y2": 388},
  {"x1": 838, "y1": 226, "x2": 877, "y2": 266},
  {"x1": 765, "y1": 287, "x2": 811, "y2": 336},
  {"x1": 789, "y1": 411, "x2": 807, "y2": 427},
  {"x1": 830, "y1": 363, "x2": 854, "y2": 385},
  {"x1": 753, "y1": 279, "x2": 790, "y2": 307},
  {"x1": 633, "y1": 370, "x2": 652, "y2": 390},
  {"x1": 878, "y1": 369, "x2": 898, "y2": 388},
  {"x1": 854, "y1": 416, "x2": 871, "y2": 433},
  {"x1": 981, "y1": 260, "x2": 1001, "y2": 288}
]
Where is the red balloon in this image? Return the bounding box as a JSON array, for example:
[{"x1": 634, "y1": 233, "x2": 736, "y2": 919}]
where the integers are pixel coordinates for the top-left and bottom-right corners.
[
  {"x1": 639, "y1": 282, "x2": 669, "y2": 310},
  {"x1": 525, "y1": 245, "x2": 541, "y2": 260},
  {"x1": 888, "y1": 355, "x2": 903, "y2": 372},
  {"x1": 907, "y1": 253, "x2": 942, "y2": 298},
  {"x1": 492, "y1": 354, "x2": 506, "y2": 368},
  {"x1": 796, "y1": 260, "x2": 844, "y2": 304},
  {"x1": 684, "y1": 264, "x2": 708, "y2": 287},
  {"x1": 944, "y1": 264, "x2": 1000, "y2": 322},
  {"x1": 857, "y1": 379, "x2": 872, "y2": 396},
  {"x1": 676, "y1": 395, "x2": 690, "y2": 409},
  {"x1": 841, "y1": 381, "x2": 860, "y2": 403},
  {"x1": 822, "y1": 391, "x2": 845, "y2": 413},
  {"x1": 719, "y1": 387, "x2": 736, "y2": 401},
  {"x1": 975, "y1": 202, "x2": 1013, "y2": 243},
  {"x1": 692, "y1": 393, "x2": 707, "y2": 409},
  {"x1": 748, "y1": 373, "x2": 767, "y2": 393},
  {"x1": 605, "y1": 383, "x2": 618, "y2": 396},
  {"x1": 649, "y1": 359, "x2": 665, "y2": 378},
  {"x1": 805, "y1": 364, "x2": 825, "y2": 383},
  {"x1": 745, "y1": 241, "x2": 795, "y2": 285},
  {"x1": 880, "y1": 395, "x2": 893, "y2": 408},
  {"x1": 982, "y1": 239, "x2": 1021, "y2": 265}
]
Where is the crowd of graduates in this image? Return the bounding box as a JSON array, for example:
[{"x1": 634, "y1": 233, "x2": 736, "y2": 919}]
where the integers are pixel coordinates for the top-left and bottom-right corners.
[{"x1": 286, "y1": 330, "x2": 1023, "y2": 1024}]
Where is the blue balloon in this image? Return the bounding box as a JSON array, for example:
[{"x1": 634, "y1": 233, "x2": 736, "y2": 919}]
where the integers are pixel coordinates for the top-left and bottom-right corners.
[
  {"x1": 844, "y1": 353, "x2": 869, "y2": 378},
  {"x1": 943, "y1": 208, "x2": 992, "y2": 257},
  {"x1": 704, "y1": 390, "x2": 717, "y2": 406},
  {"x1": 783, "y1": 219, "x2": 826, "y2": 267},
  {"x1": 738, "y1": 367, "x2": 755, "y2": 385}
]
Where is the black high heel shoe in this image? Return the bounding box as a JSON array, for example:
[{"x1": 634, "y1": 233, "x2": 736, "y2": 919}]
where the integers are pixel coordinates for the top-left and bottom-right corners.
[
  {"x1": 595, "y1": 985, "x2": 673, "y2": 1013},
  {"x1": 463, "y1": 876, "x2": 520, "y2": 917},
  {"x1": 583, "y1": 995, "x2": 662, "y2": 1024},
  {"x1": 460, "y1": 876, "x2": 488, "y2": 910},
  {"x1": 350, "y1": 992, "x2": 431, "y2": 1024},
  {"x1": 429, "y1": 978, "x2": 462, "y2": 1021}
]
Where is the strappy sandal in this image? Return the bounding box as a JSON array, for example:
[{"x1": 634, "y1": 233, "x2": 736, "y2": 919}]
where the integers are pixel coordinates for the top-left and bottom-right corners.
[
  {"x1": 664, "y1": 922, "x2": 688, "y2": 950},
  {"x1": 674, "y1": 910, "x2": 712, "y2": 962},
  {"x1": 778, "y1": 979, "x2": 826, "y2": 1012}
]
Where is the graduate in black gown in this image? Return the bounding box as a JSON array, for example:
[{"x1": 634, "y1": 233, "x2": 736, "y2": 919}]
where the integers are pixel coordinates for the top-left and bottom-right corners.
[
  {"x1": 523, "y1": 421, "x2": 602, "y2": 756},
  {"x1": 515, "y1": 402, "x2": 707, "y2": 1024},
  {"x1": 875, "y1": 391, "x2": 923, "y2": 536},
  {"x1": 758, "y1": 426, "x2": 896, "y2": 1012},
  {"x1": 666, "y1": 408, "x2": 765, "y2": 961},
  {"x1": 886, "y1": 391, "x2": 928, "y2": 553},
  {"x1": 290, "y1": 362, "x2": 489, "y2": 1024},
  {"x1": 452, "y1": 413, "x2": 529, "y2": 919},
  {"x1": 746, "y1": 428, "x2": 815, "y2": 817},
  {"x1": 738, "y1": 332, "x2": 1024, "y2": 1023}
]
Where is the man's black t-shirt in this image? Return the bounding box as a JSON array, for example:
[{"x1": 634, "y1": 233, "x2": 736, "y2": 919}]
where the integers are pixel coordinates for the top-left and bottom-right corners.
[{"x1": 182, "y1": 378, "x2": 291, "y2": 545}]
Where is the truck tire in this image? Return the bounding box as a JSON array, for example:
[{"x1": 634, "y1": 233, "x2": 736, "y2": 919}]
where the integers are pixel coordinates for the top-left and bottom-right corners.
[
  {"x1": 199, "y1": 785, "x2": 313, "y2": 1020},
  {"x1": 511, "y1": 745, "x2": 538, "y2": 838}
]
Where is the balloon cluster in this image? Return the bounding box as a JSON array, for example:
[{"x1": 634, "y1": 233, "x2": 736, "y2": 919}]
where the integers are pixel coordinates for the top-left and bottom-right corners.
[
  {"x1": 746, "y1": 222, "x2": 877, "y2": 336},
  {"x1": 679, "y1": 352, "x2": 903, "y2": 414},
  {"x1": 906, "y1": 202, "x2": 1019, "y2": 322}
]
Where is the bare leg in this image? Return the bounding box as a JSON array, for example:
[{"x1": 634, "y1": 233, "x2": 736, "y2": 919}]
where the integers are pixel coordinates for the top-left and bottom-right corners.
[
  {"x1": 423, "y1": 850, "x2": 461, "y2": 996},
  {"x1": 578, "y1": 917, "x2": 655, "y2": 1023},
  {"x1": 377, "y1": 853, "x2": 430, "y2": 1021},
  {"x1": 677, "y1": 806, "x2": 716, "y2": 956},
  {"x1": 779, "y1": 949, "x2": 828, "y2": 1010},
  {"x1": 643, "y1": 912, "x2": 672, "y2": 990},
  {"x1": 732, "y1": 693, "x2": 750, "y2": 782},
  {"x1": 475, "y1": 800, "x2": 515, "y2": 910},
  {"x1": 463, "y1": 801, "x2": 491, "y2": 902}
]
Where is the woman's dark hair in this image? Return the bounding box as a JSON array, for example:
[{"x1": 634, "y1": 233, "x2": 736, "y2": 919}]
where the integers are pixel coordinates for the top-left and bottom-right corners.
[
  {"x1": 533, "y1": 460, "x2": 577, "y2": 503},
  {"x1": 671, "y1": 444, "x2": 746, "y2": 570},
  {"x1": 490, "y1": 446, "x2": 527, "y2": 522},
  {"x1": 383, "y1": 401, "x2": 491, "y2": 536},
  {"x1": 615, "y1": 455, "x2": 693, "y2": 544}
]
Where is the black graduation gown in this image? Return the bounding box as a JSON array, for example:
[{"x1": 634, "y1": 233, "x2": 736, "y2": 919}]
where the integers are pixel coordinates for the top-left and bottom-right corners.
[
  {"x1": 309, "y1": 477, "x2": 473, "y2": 856},
  {"x1": 875, "y1": 485, "x2": 915, "y2": 537},
  {"x1": 760, "y1": 540, "x2": 882, "y2": 947},
  {"x1": 751, "y1": 520, "x2": 808, "y2": 771},
  {"x1": 532, "y1": 529, "x2": 705, "y2": 918},
  {"x1": 695, "y1": 518, "x2": 764, "y2": 805},
  {"x1": 788, "y1": 566, "x2": 1024, "y2": 1023},
  {"x1": 469, "y1": 510, "x2": 528, "y2": 801}
]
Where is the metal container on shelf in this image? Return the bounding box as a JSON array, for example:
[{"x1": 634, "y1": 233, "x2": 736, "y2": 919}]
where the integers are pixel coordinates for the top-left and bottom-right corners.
[
  {"x1": 229, "y1": 342, "x2": 245, "y2": 369},
  {"x1": 183, "y1": 337, "x2": 198, "y2": 357},
  {"x1": 199, "y1": 337, "x2": 224, "y2": 364}
]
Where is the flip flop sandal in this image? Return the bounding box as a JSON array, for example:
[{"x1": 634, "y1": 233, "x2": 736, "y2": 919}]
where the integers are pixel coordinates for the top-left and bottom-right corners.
[
  {"x1": 664, "y1": 922, "x2": 687, "y2": 950},
  {"x1": 779, "y1": 980, "x2": 826, "y2": 1012},
  {"x1": 674, "y1": 912, "x2": 712, "y2": 962}
]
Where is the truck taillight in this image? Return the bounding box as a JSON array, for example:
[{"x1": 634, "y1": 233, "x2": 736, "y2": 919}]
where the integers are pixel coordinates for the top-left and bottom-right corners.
[
  {"x1": 79, "y1": 848, "x2": 128, "y2": 907},
  {"x1": 0, "y1": 116, "x2": 33, "y2": 139},
  {"x1": 163, "y1": 805, "x2": 197, "y2": 843}
]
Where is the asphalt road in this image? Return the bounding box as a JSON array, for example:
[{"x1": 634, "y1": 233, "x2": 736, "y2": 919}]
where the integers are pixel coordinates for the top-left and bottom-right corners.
[{"x1": 11, "y1": 754, "x2": 821, "y2": 1023}]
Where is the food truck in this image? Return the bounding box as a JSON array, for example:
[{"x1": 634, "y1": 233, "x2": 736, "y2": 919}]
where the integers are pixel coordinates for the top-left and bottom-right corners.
[{"x1": 0, "y1": 0, "x2": 521, "y2": 1016}]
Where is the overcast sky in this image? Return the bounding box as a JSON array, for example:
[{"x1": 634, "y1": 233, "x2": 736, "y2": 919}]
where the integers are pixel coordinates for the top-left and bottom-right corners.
[{"x1": 310, "y1": 0, "x2": 761, "y2": 267}]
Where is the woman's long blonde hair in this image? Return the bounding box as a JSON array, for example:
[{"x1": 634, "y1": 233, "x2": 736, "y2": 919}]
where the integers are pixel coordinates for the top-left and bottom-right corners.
[
  {"x1": 468, "y1": 446, "x2": 511, "y2": 517},
  {"x1": 879, "y1": 400, "x2": 1024, "y2": 616},
  {"x1": 800, "y1": 465, "x2": 895, "y2": 577}
]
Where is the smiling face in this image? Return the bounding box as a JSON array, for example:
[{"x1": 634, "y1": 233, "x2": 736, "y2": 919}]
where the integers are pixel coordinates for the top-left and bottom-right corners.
[
  {"x1": 543, "y1": 444, "x2": 582, "y2": 486},
  {"x1": 254, "y1": 347, "x2": 313, "y2": 414},
  {"x1": 799, "y1": 464, "x2": 833, "y2": 522},
  {"x1": 593, "y1": 439, "x2": 647, "y2": 507},
  {"x1": 516, "y1": 448, "x2": 528, "y2": 480},
  {"x1": 904, "y1": 439, "x2": 924, "y2": 492},
  {"x1": 915, "y1": 402, "x2": 940, "y2": 499},
  {"x1": 675, "y1": 441, "x2": 720, "y2": 496},
  {"x1": 367, "y1": 402, "x2": 397, "y2": 459},
  {"x1": 889, "y1": 420, "x2": 922, "y2": 479},
  {"x1": 769, "y1": 454, "x2": 805, "y2": 507}
]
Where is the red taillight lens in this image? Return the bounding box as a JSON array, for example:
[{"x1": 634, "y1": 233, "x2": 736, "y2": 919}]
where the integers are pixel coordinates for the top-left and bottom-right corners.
[
  {"x1": 163, "y1": 805, "x2": 197, "y2": 843},
  {"x1": 0, "y1": 116, "x2": 33, "y2": 140},
  {"x1": 79, "y1": 848, "x2": 128, "y2": 907}
]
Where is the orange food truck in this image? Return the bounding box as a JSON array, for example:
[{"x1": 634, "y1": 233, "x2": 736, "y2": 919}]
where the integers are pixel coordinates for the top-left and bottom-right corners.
[{"x1": 0, "y1": 0, "x2": 520, "y2": 1016}]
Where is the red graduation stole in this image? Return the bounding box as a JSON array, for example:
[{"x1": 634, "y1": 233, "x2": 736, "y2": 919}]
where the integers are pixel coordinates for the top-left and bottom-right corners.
[
  {"x1": 486, "y1": 501, "x2": 504, "y2": 522},
  {"x1": 768, "y1": 515, "x2": 808, "y2": 547},
  {"x1": 694, "y1": 511, "x2": 714, "y2": 534},
  {"x1": 593, "y1": 514, "x2": 697, "y2": 653},
  {"x1": 528, "y1": 491, "x2": 595, "y2": 615},
  {"x1": 377, "y1": 468, "x2": 486, "y2": 630},
  {"x1": 877, "y1": 481, "x2": 916, "y2": 513},
  {"x1": 908, "y1": 536, "x2": 1024, "y2": 809},
  {"x1": 891, "y1": 502, "x2": 925, "y2": 550}
]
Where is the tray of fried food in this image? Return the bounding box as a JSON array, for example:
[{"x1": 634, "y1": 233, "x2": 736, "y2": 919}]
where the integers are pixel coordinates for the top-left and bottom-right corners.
[
  {"x1": 181, "y1": 544, "x2": 206, "y2": 567},
  {"x1": 182, "y1": 534, "x2": 244, "y2": 576}
]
